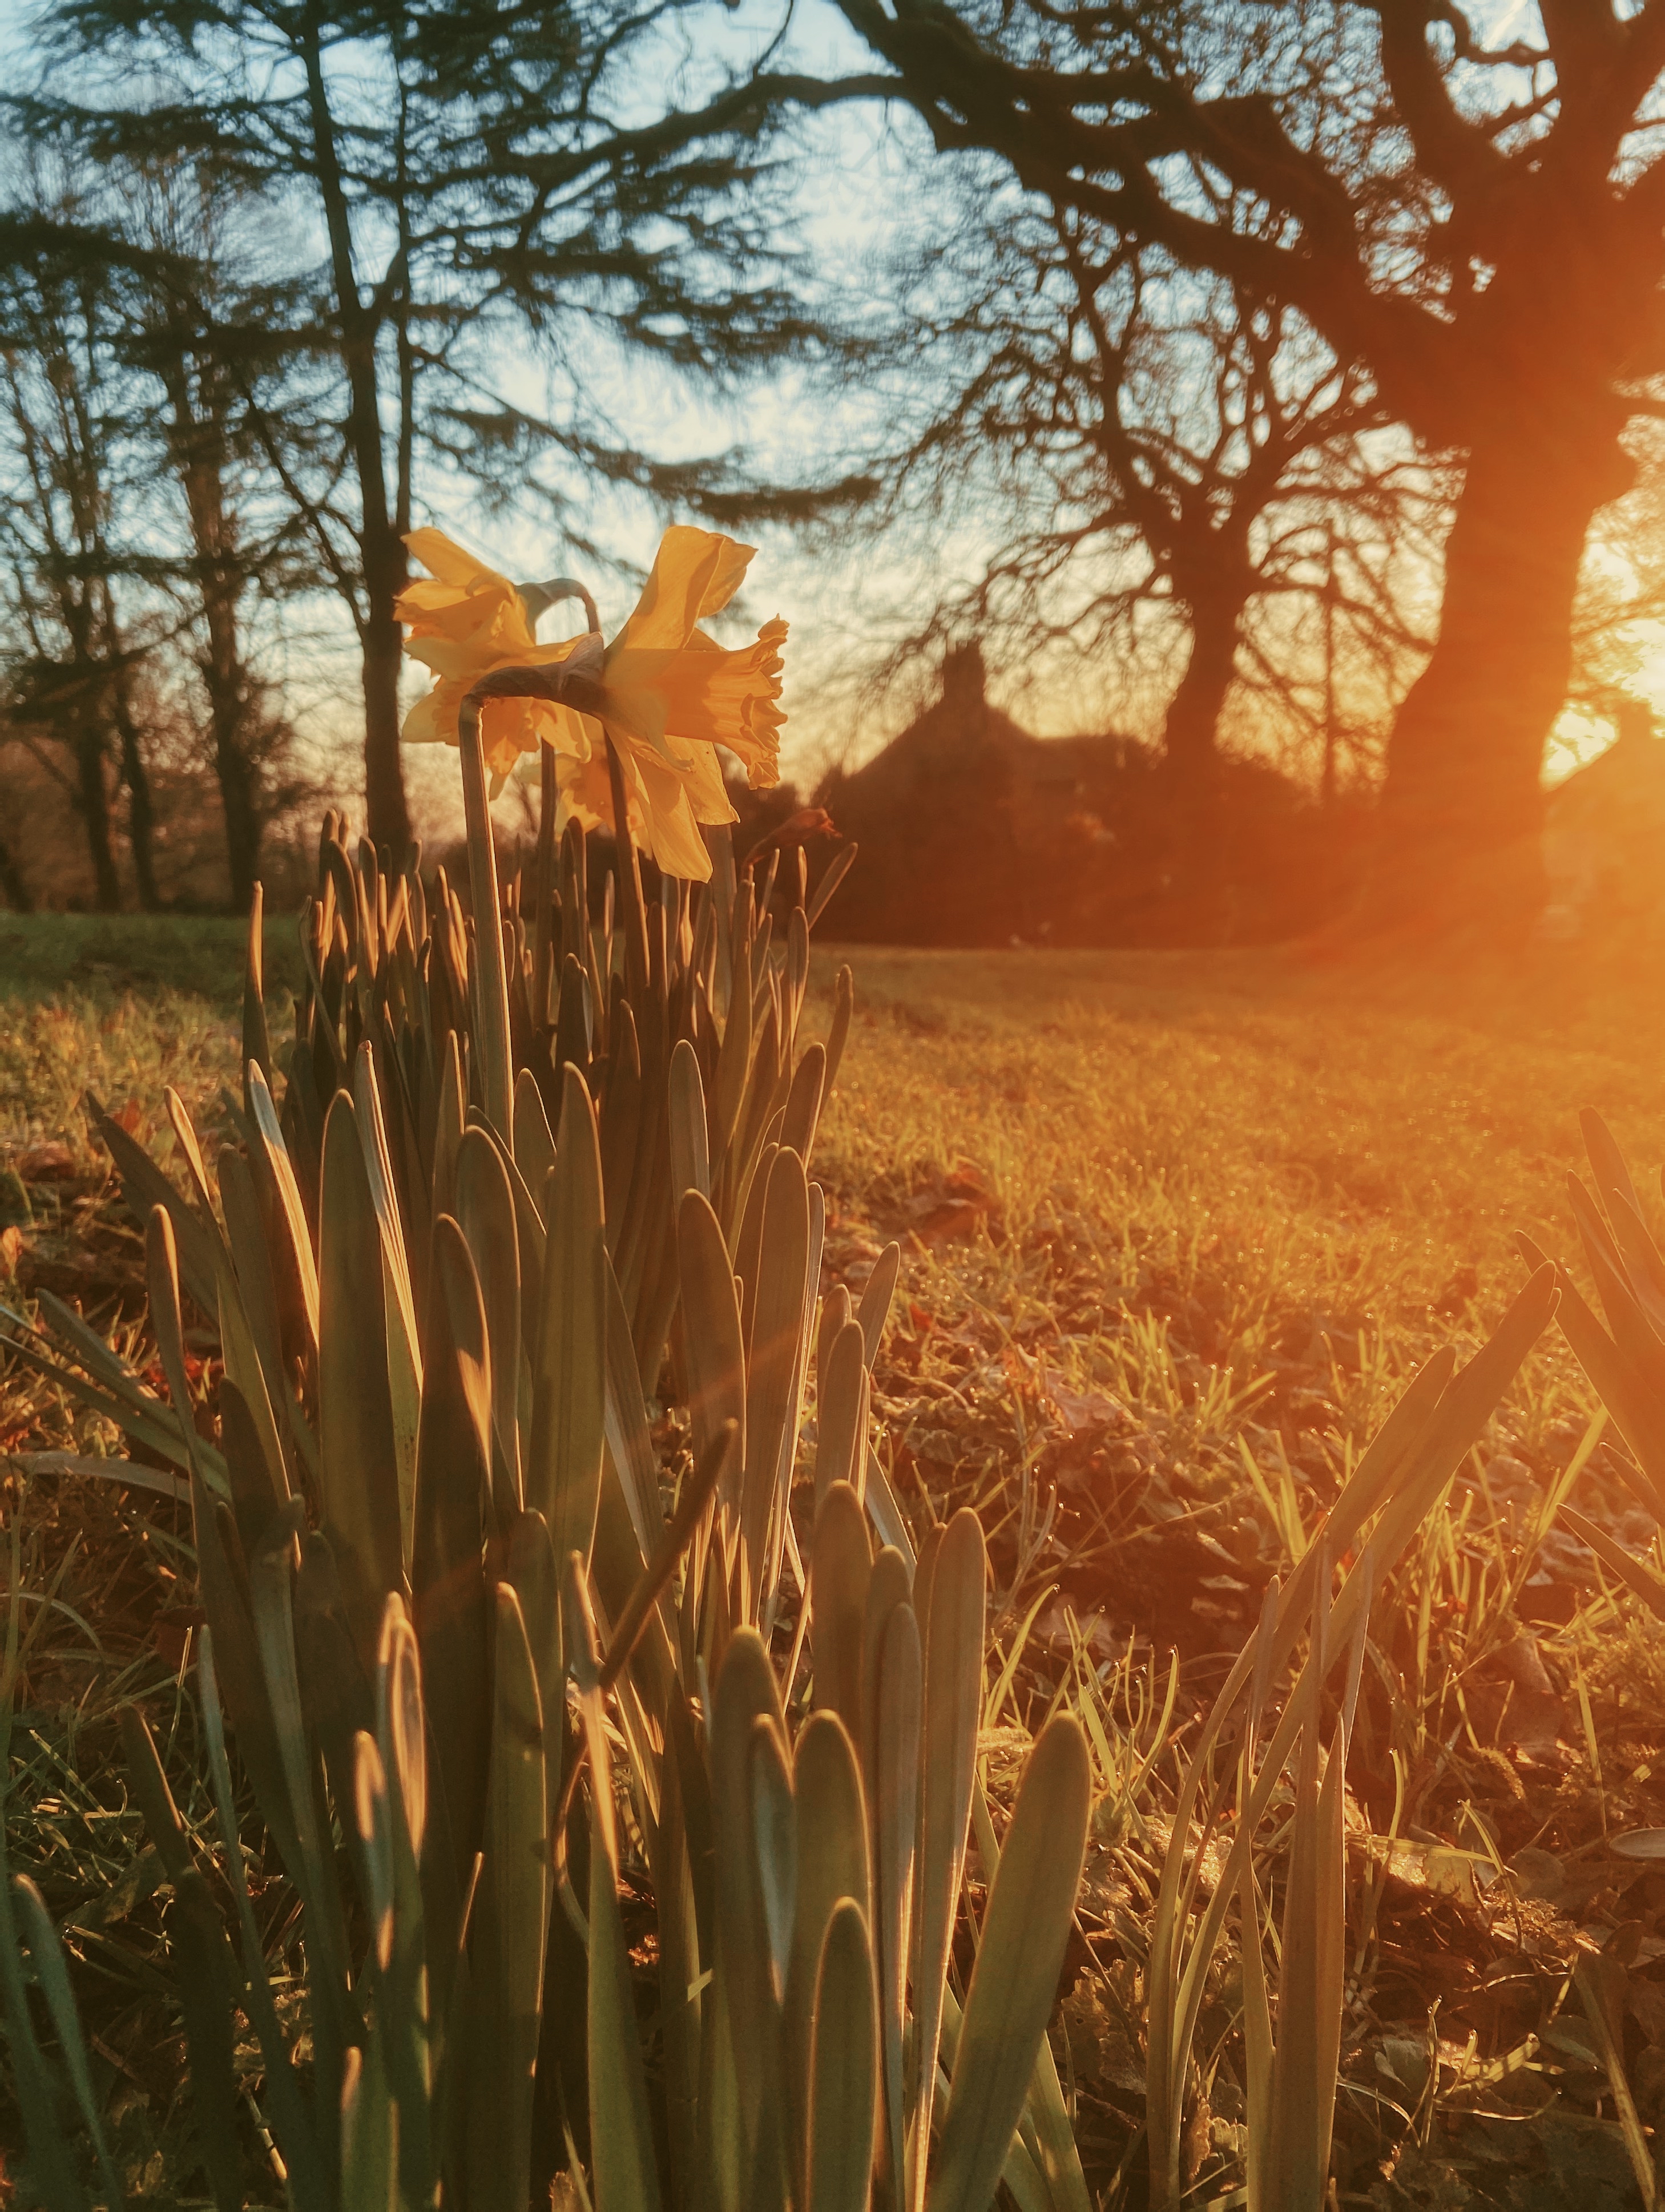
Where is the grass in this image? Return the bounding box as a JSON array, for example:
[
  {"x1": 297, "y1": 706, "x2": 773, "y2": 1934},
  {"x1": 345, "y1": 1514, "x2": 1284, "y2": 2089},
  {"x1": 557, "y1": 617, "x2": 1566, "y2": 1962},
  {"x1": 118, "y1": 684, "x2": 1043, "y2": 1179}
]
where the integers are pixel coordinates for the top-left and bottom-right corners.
[
  {"x1": 812, "y1": 942, "x2": 1644, "y2": 1585},
  {"x1": 10, "y1": 915, "x2": 1665, "y2": 2207},
  {"x1": 811, "y1": 940, "x2": 1665, "y2": 2207},
  {"x1": 0, "y1": 917, "x2": 304, "y2": 1165},
  {"x1": 820, "y1": 940, "x2": 1665, "y2": 1313}
]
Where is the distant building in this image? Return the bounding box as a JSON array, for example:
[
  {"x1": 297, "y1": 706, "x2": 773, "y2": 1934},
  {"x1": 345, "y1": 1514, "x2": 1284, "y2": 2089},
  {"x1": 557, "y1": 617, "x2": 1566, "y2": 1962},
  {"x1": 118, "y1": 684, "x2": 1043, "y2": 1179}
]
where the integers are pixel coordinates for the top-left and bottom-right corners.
[
  {"x1": 815, "y1": 644, "x2": 1139, "y2": 944},
  {"x1": 814, "y1": 645, "x2": 1352, "y2": 947},
  {"x1": 1542, "y1": 700, "x2": 1665, "y2": 940}
]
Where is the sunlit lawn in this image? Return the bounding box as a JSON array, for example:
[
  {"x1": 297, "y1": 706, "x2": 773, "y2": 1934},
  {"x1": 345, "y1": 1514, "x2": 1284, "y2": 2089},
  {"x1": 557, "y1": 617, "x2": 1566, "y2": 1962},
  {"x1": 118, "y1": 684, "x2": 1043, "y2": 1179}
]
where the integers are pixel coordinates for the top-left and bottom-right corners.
[
  {"x1": 815, "y1": 938, "x2": 1665, "y2": 1464},
  {"x1": 0, "y1": 915, "x2": 297, "y2": 1155},
  {"x1": 9, "y1": 915, "x2": 1665, "y2": 2203},
  {"x1": 821, "y1": 937, "x2": 1665, "y2": 1315},
  {"x1": 7, "y1": 911, "x2": 1662, "y2": 1579},
  {"x1": 13, "y1": 916, "x2": 1658, "y2": 1307},
  {"x1": 6, "y1": 915, "x2": 1659, "y2": 1519}
]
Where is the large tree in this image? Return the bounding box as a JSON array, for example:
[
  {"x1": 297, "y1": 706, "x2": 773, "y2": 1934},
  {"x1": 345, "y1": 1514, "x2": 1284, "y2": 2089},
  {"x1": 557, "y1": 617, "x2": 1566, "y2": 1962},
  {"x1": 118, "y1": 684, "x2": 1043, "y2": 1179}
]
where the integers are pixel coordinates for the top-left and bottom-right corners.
[
  {"x1": 23, "y1": 0, "x2": 849, "y2": 855},
  {"x1": 0, "y1": 158, "x2": 317, "y2": 911},
  {"x1": 877, "y1": 188, "x2": 1428, "y2": 826},
  {"x1": 0, "y1": 185, "x2": 162, "y2": 910},
  {"x1": 125, "y1": 166, "x2": 312, "y2": 911},
  {"x1": 828, "y1": 0, "x2": 1665, "y2": 928}
]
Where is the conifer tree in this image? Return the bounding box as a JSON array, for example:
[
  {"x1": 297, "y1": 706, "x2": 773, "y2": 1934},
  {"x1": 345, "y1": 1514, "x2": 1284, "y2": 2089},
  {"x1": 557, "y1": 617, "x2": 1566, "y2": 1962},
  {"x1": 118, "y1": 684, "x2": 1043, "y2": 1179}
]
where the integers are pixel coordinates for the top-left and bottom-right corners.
[
  {"x1": 0, "y1": 180, "x2": 160, "y2": 910},
  {"x1": 22, "y1": 0, "x2": 837, "y2": 853}
]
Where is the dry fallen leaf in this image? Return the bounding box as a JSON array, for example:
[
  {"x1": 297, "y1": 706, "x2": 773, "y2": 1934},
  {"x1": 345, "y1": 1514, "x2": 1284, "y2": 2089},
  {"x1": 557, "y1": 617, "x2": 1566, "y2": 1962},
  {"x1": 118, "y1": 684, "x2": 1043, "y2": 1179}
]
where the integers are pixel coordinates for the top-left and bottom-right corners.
[{"x1": 17, "y1": 1141, "x2": 78, "y2": 1181}]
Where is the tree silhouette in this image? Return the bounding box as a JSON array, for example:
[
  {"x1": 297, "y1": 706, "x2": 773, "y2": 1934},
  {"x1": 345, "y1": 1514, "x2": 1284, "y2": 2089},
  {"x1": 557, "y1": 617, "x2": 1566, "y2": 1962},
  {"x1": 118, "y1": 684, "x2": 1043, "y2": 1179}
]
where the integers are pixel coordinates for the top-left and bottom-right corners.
[
  {"x1": 124, "y1": 167, "x2": 311, "y2": 912},
  {"x1": 876, "y1": 184, "x2": 1433, "y2": 897},
  {"x1": 22, "y1": 0, "x2": 856, "y2": 855},
  {"x1": 0, "y1": 179, "x2": 161, "y2": 910},
  {"x1": 829, "y1": 0, "x2": 1665, "y2": 929}
]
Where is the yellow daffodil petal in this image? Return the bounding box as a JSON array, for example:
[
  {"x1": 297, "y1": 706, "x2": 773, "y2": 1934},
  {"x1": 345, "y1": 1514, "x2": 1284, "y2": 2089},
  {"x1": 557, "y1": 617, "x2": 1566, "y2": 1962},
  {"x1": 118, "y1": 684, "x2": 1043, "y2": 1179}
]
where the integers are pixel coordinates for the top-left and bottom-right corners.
[
  {"x1": 404, "y1": 635, "x2": 499, "y2": 681},
  {"x1": 404, "y1": 527, "x2": 506, "y2": 591},
  {"x1": 396, "y1": 578, "x2": 477, "y2": 615},
  {"x1": 555, "y1": 729, "x2": 719, "y2": 879},
  {"x1": 678, "y1": 738, "x2": 740, "y2": 828},
  {"x1": 399, "y1": 532, "x2": 600, "y2": 759},
  {"x1": 613, "y1": 526, "x2": 757, "y2": 654},
  {"x1": 554, "y1": 748, "x2": 616, "y2": 835},
  {"x1": 698, "y1": 538, "x2": 752, "y2": 619},
  {"x1": 400, "y1": 675, "x2": 592, "y2": 764},
  {"x1": 647, "y1": 800, "x2": 716, "y2": 882},
  {"x1": 397, "y1": 534, "x2": 538, "y2": 663},
  {"x1": 401, "y1": 683, "x2": 457, "y2": 744},
  {"x1": 632, "y1": 751, "x2": 718, "y2": 879},
  {"x1": 549, "y1": 704, "x2": 603, "y2": 760}
]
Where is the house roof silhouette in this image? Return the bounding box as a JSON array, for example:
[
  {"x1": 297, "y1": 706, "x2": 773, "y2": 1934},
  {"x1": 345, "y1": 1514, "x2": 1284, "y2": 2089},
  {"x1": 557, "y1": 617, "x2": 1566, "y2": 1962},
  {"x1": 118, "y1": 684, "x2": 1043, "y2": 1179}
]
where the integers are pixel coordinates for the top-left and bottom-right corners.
[{"x1": 815, "y1": 646, "x2": 1340, "y2": 946}]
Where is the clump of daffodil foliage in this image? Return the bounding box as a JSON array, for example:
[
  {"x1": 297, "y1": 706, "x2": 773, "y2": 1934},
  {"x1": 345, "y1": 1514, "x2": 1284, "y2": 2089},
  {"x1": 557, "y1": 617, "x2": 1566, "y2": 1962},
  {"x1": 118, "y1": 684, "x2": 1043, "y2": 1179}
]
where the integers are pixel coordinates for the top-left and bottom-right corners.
[{"x1": 0, "y1": 527, "x2": 1573, "y2": 2212}]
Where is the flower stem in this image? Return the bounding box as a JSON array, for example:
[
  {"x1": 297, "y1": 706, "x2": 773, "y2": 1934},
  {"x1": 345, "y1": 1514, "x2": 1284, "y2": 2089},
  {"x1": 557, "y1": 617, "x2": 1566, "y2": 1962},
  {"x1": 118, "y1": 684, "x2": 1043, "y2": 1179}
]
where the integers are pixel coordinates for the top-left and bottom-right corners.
[
  {"x1": 533, "y1": 741, "x2": 558, "y2": 1029},
  {"x1": 604, "y1": 732, "x2": 651, "y2": 993},
  {"x1": 457, "y1": 692, "x2": 514, "y2": 1136}
]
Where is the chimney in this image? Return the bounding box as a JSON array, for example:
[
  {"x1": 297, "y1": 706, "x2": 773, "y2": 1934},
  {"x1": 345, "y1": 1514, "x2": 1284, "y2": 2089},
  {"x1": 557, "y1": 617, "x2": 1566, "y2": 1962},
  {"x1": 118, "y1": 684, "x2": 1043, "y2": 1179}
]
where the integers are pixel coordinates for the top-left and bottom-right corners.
[
  {"x1": 940, "y1": 641, "x2": 986, "y2": 712},
  {"x1": 1615, "y1": 695, "x2": 1658, "y2": 745}
]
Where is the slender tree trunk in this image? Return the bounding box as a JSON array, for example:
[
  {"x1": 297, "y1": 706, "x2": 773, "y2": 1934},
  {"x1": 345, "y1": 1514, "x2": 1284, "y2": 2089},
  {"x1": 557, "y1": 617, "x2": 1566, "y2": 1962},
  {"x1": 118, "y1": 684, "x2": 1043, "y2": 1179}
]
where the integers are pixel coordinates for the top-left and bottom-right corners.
[
  {"x1": 301, "y1": 22, "x2": 412, "y2": 861},
  {"x1": 162, "y1": 360, "x2": 265, "y2": 913},
  {"x1": 74, "y1": 721, "x2": 120, "y2": 911},
  {"x1": 0, "y1": 830, "x2": 33, "y2": 912},
  {"x1": 1371, "y1": 387, "x2": 1632, "y2": 940},
  {"x1": 110, "y1": 669, "x2": 161, "y2": 912},
  {"x1": 1160, "y1": 565, "x2": 1251, "y2": 938}
]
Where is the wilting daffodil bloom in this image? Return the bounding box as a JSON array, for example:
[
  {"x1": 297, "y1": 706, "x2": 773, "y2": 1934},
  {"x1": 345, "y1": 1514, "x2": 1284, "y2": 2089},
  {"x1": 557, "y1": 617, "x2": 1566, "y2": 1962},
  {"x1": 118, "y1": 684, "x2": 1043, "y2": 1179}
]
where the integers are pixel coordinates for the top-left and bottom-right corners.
[{"x1": 396, "y1": 524, "x2": 786, "y2": 881}]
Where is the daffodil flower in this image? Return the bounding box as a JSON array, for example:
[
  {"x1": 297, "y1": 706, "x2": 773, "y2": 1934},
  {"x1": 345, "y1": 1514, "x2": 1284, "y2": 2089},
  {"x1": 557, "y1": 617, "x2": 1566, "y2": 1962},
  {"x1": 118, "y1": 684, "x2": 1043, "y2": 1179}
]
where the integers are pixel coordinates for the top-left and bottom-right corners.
[
  {"x1": 396, "y1": 524, "x2": 786, "y2": 881},
  {"x1": 396, "y1": 529, "x2": 595, "y2": 775}
]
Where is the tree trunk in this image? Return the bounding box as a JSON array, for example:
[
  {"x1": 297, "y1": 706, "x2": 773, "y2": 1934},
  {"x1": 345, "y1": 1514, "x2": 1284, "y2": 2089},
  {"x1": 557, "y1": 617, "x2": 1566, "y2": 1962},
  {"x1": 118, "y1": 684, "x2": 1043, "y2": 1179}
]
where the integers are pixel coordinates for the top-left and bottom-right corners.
[
  {"x1": 301, "y1": 23, "x2": 412, "y2": 862},
  {"x1": 111, "y1": 671, "x2": 162, "y2": 912},
  {"x1": 1160, "y1": 564, "x2": 1251, "y2": 938},
  {"x1": 0, "y1": 831, "x2": 34, "y2": 912},
  {"x1": 362, "y1": 528, "x2": 412, "y2": 863},
  {"x1": 1371, "y1": 397, "x2": 1632, "y2": 941},
  {"x1": 195, "y1": 577, "x2": 263, "y2": 912},
  {"x1": 212, "y1": 676, "x2": 263, "y2": 914},
  {"x1": 74, "y1": 721, "x2": 120, "y2": 911},
  {"x1": 162, "y1": 359, "x2": 264, "y2": 914}
]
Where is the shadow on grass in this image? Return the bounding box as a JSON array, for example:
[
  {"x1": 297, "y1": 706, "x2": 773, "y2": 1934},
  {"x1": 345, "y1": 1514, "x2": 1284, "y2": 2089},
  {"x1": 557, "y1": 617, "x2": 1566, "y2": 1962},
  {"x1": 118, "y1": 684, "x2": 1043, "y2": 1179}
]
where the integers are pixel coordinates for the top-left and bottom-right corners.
[{"x1": 0, "y1": 913, "x2": 307, "y2": 1009}]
